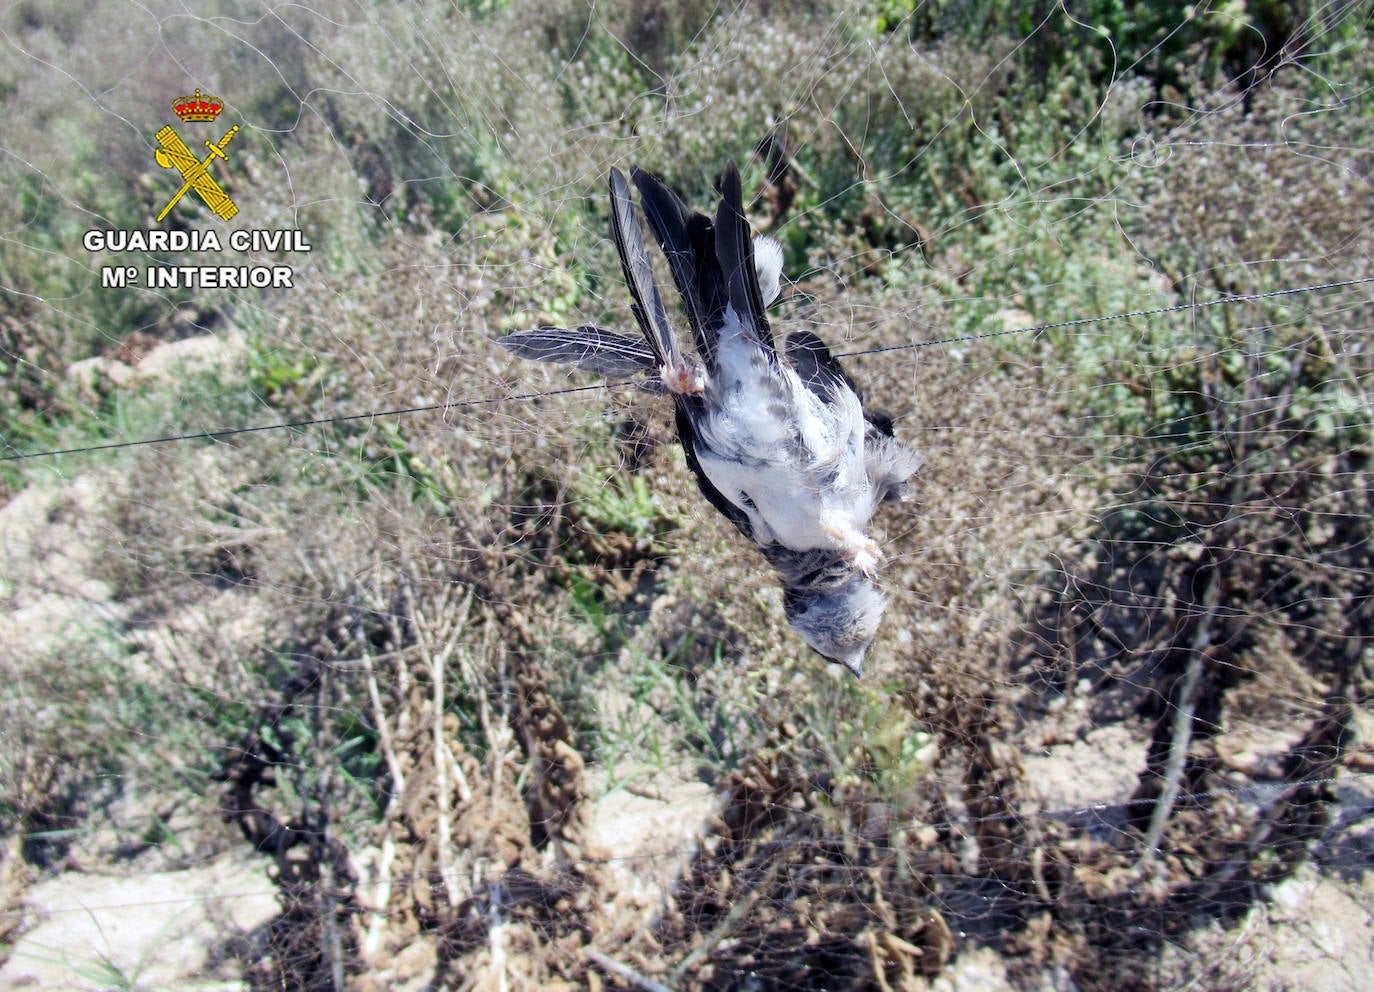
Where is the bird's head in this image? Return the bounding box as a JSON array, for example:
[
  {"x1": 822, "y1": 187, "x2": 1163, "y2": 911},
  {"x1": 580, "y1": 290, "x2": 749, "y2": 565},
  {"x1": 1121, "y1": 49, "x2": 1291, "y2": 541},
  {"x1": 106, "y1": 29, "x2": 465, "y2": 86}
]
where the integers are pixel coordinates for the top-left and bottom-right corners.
[{"x1": 782, "y1": 572, "x2": 886, "y2": 678}]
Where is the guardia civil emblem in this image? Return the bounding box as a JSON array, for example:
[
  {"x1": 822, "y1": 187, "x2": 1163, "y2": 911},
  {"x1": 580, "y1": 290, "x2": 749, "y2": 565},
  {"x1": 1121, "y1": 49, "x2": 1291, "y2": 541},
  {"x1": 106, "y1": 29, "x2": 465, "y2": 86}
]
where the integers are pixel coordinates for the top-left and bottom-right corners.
[{"x1": 154, "y1": 88, "x2": 240, "y2": 222}]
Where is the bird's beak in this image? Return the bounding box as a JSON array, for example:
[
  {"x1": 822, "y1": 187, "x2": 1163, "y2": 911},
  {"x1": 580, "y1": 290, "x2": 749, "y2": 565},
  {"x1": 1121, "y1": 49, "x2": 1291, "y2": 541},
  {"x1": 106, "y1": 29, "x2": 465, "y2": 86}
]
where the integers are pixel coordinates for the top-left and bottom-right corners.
[{"x1": 810, "y1": 646, "x2": 864, "y2": 678}]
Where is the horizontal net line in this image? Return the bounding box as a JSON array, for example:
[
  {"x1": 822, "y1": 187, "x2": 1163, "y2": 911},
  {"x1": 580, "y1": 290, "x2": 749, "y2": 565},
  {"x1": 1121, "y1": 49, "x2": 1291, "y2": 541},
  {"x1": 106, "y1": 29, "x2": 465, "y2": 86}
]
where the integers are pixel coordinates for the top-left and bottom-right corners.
[
  {"x1": 3, "y1": 275, "x2": 1369, "y2": 464},
  {"x1": 0, "y1": 383, "x2": 608, "y2": 463}
]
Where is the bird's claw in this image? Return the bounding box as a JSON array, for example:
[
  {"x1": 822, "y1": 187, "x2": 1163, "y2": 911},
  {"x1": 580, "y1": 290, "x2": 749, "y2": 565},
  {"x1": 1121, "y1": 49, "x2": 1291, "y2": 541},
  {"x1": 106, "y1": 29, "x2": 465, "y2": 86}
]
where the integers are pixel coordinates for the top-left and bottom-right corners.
[
  {"x1": 852, "y1": 540, "x2": 882, "y2": 577},
  {"x1": 824, "y1": 520, "x2": 883, "y2": 576}
]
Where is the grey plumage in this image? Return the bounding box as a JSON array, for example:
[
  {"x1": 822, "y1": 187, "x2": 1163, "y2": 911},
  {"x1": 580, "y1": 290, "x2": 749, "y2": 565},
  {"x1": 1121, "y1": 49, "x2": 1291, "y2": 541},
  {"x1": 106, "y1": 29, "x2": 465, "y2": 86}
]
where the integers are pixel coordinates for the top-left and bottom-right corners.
[{"x1": 498, "y1": 163, "x2": 918, "y2": 676}]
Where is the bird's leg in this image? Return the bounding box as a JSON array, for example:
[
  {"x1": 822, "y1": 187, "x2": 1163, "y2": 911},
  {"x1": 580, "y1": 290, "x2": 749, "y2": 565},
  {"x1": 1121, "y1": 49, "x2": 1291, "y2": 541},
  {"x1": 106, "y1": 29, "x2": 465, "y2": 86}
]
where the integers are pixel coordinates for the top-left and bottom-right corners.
[
  {"x1": 822, "y1": 517, "x2": 882, "y2": 576},
  {"x1": 661, "y1": 360, "x2": 707, "y2": 396}
]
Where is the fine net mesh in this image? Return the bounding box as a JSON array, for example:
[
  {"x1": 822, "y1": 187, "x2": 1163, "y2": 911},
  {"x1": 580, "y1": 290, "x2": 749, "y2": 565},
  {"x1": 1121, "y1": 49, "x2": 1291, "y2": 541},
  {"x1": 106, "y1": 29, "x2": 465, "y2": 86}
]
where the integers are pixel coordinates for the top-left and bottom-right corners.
[{"x1": 1, "y1": 2, "x2": 1371, "y2": 990}]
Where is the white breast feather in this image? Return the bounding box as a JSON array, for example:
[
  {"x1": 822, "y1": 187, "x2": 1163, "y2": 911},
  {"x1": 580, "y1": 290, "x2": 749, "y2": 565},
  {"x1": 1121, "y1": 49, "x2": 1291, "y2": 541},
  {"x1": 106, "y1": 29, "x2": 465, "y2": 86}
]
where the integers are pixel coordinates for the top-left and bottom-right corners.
[{"x1": 695, "y1": 308, "x2": 876, "y2": 551}]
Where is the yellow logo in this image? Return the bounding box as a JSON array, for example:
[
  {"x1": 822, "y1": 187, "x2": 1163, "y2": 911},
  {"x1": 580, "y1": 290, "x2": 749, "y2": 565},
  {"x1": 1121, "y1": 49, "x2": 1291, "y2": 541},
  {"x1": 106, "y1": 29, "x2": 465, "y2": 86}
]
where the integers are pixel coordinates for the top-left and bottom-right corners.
[
  {"x1": 87, "y1": 89, "x2": 311, "y2": 292},
  {"x1": 154, "y1": 88, "x2": 240, "y2": 222}
]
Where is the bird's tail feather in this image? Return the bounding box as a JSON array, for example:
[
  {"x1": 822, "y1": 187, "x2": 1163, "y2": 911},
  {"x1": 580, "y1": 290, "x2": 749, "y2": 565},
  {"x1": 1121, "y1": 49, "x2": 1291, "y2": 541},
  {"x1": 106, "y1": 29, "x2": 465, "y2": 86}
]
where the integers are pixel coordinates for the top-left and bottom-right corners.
[
  {"x1": 713, "y1": 161, "x2": 774, "y2": 351},
  {"x1": 629, "y1": 169, "x2": 712, "y2": 353}
]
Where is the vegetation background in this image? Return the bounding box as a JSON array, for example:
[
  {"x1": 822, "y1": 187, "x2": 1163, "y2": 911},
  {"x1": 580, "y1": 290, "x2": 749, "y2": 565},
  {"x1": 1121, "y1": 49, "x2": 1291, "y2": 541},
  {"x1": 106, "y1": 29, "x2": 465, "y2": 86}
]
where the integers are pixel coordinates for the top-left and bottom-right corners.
[{"x1": 1, "y1": 0, "x2": 1371, "y2": 989}]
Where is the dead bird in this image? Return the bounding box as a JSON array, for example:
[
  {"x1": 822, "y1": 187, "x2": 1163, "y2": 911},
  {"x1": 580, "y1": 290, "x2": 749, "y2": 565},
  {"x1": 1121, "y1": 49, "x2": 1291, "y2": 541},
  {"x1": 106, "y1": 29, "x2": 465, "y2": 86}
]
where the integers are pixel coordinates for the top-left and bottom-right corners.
[{"x1": 499, "y1": 163, "x2": 917, "y2": 676}]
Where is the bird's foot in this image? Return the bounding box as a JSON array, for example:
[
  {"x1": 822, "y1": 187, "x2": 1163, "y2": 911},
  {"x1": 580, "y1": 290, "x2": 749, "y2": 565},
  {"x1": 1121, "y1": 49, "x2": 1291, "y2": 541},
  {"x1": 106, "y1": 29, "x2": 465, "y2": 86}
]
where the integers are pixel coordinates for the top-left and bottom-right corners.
[
  {"x1": 851, "y1": 541, "x2": 882, "y2": 577},
  {"x1": 824, "y1": 520, "x2": 883, "y2": 577},
  {"x1": 662, "y1": 361, "x2": 706, "y2": 395}
]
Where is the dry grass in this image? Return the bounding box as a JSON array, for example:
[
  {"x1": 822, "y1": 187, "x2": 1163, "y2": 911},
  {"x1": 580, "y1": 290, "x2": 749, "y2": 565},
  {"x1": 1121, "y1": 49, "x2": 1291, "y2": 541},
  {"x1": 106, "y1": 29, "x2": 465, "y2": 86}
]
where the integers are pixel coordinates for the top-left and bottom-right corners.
[{"x1": 1, "y1": 1, "x2": 1372, "y2": 990}]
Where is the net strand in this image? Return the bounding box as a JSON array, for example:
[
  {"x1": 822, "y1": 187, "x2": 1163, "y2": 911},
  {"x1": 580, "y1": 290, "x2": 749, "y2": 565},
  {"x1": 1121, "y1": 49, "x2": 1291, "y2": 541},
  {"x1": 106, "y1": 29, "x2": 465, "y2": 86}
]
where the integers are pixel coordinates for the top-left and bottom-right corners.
[{"x1": 4, "y1": 274, "x2": 1369, "y2": 464}]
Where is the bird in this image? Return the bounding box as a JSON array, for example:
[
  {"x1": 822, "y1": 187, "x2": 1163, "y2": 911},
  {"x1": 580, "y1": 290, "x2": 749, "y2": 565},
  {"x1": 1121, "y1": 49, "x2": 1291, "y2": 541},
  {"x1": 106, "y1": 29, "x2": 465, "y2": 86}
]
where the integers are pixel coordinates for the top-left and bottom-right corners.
[{"x1": 498, "y1": 163, "x2": 918, "y2": 676}]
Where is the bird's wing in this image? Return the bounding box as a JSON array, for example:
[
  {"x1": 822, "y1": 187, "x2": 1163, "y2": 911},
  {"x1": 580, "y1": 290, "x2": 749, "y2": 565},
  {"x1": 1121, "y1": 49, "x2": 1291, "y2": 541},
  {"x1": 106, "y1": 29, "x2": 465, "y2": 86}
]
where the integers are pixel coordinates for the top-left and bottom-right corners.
[
  {"x1": 608, "y1": 168, "x2": 680, "y2": 372},
  {"x1": 782, "y1": 328, "x2": 859, "y2": 405},
  {"x1": 783, "y1": 328, "x2": 919, "y2": 502},
  {"x1": 784, "y1": 329, "x2": 899, "y2": 437},
  {"x1": 674, "y1": 405, "x2": 758, "y2": 542},
  {"x1": 496, "y1": 326, "x2": 657, "y2": 379},
  {"x1": 713, "y1": 161, "x2": 775, "y2": 352}
]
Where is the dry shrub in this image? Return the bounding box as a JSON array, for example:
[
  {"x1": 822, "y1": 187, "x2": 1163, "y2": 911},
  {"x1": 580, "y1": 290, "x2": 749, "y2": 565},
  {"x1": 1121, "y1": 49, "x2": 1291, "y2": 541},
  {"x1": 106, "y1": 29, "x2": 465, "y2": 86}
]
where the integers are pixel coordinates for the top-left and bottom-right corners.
[
  {"x1": 661, "y1": 748, "x2": 955, "y2": 991},
  {"x1": 3, "y1": 3, "x2": 1371, "y2": 990}
]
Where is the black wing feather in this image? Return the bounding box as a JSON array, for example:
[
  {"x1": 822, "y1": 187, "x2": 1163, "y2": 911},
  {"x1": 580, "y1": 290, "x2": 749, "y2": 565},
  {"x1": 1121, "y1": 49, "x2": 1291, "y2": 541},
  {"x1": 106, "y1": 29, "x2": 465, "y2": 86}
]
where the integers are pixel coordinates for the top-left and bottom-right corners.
[
  {"x1": 675, "y1": 405, "x2": 757, "y2": 541},
  {"x1": 782, "y1": 330, "x2": 912, "y2": 501},
  {"x1": 782, "y1": 328, "x2": 858, "y2": 404},
  {"x1": 784, "y1": 328, "x2": 900, "y2": 441}
]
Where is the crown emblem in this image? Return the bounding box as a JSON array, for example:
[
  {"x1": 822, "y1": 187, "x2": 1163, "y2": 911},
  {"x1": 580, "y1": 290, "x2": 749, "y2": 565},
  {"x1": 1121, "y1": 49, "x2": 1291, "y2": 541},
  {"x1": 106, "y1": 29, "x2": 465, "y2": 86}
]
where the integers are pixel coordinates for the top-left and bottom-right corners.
[{"x1": 173, "y1": 88, "x2": 224, "y2": 124}]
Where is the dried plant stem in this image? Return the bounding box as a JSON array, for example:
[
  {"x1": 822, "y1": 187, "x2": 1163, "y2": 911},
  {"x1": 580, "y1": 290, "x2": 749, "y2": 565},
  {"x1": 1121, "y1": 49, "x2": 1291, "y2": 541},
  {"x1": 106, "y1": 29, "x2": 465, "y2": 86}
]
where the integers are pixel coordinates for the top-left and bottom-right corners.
[
  {"x1": 587, "y1": 949, "x2": 677, "y2": 992},
  {"x1": 672, "y1": 857, "x2": 784, "y2": 982},
  {"x1": 1137, "y1": 564, "x2": 1222, "y2": 867},
  {"x1": 410, "y1": 580, "x2": 474, "y2": 912}
]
